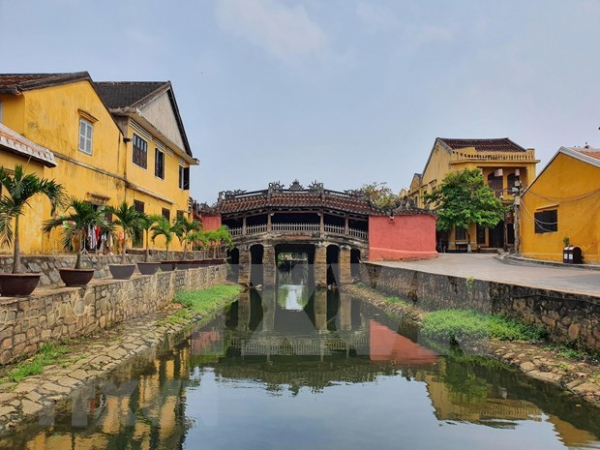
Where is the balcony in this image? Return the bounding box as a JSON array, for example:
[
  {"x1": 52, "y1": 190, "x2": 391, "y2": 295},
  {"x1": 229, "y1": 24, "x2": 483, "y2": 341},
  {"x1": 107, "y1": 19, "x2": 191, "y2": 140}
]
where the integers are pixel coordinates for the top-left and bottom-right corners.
[{"x1": 228, "y1": 223, "x2": 368, "y2": 241}]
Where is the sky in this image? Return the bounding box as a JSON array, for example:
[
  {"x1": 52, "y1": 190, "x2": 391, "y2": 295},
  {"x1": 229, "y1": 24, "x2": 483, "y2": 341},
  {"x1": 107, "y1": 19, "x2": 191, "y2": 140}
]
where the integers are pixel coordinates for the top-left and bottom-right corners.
[{"x1": 1, "y1": 0, "x2": 600, "y2": 204}]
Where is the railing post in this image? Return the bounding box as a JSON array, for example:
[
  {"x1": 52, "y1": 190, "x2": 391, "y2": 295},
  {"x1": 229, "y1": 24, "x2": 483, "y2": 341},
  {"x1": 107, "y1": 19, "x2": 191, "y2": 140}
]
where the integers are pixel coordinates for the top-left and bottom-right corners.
[
  {"x1": 344, "y1": 217, "x2": 349, "y2": 235},
  {"x1": 242, "y1": 216, "x2": 247, "y2": 236},
  {"x1": 267, "y1": 213, "x2": 272, "y2": 233}
]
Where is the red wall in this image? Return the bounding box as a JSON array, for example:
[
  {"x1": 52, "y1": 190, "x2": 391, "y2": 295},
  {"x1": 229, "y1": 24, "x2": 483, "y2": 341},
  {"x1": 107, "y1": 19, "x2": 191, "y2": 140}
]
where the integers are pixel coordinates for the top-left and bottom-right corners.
[
  {"x1": 199, "y1": 214, "x2": 222, "y2": 231},
  {"x1": 368, "y1": 214, "x2": 438, "y2": 261}
]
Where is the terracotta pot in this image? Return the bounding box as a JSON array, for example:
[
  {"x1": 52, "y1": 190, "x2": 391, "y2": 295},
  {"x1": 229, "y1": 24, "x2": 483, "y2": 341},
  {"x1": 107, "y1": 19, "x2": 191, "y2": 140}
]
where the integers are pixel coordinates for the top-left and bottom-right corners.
[
  {"x1": 59, "y1": 268, "x2": 95, "y2": 287},
  {"x1": 137, "y1": 262, "x2": 160, "y2": 276},
  {"x1": 160, "y1": 261, "x2": 177, "y2": 272},
  {"x1": 177, "y1": 260, "x2": 193, "y2": 270},
  {"x1": 108, "y1": 264, "x2": 136, "y2": 280},
  {"x1": 0, "y1": 273, "x2": 41, "y2": 297}
]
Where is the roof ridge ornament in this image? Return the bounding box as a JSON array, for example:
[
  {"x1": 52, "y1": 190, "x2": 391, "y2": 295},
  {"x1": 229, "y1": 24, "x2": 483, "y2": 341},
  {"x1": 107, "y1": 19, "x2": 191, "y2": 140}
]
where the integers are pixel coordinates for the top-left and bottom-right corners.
[{"x1": 289, "y1": 180, "x2": 304, "y2": 191}]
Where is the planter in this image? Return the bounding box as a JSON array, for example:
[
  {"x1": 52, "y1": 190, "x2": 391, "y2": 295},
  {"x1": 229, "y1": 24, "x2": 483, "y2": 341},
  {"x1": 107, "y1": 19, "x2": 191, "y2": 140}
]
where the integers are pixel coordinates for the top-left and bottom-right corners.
[
  {"x1": 0, "y1": 273, "x2": 41, "y2": 296},
  {"x1": 137, "y1": 262, "x2": 160, "y2": 276},
  {"x1": 160, "y1": 261, "x2": 177, "y2": 272},
  {"x1": 59, "y1": 268, "x2": 95, "y2": 287},
  {"x1": 108, "y1": 264, "x2": 136, "y2": 280},
  {"x1": 177, "y1": 260, "x2": 193, "y2": 270}
]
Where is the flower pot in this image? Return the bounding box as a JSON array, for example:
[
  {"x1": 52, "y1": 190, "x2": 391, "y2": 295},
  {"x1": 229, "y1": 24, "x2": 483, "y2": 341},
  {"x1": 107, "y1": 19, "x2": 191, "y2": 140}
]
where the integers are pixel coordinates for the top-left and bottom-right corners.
[
  {"x1": 177, "y1": 260, "x2": 192, "y2": 270},
  {"x1": 160, "y1": 261, "x2": 177, "y2": 272},
  {"x1": 0, "y1": 273, "x2": 41, "y2": 297},
  {"x1": 59, "y1": 268, "x2": 95, "y2": 287},
  {"x1": 137, "y1": 262, "x2": 160, "y2": 276},
  {"x1": 108, "y1": 264, "x2": 136, "y2": 280}
]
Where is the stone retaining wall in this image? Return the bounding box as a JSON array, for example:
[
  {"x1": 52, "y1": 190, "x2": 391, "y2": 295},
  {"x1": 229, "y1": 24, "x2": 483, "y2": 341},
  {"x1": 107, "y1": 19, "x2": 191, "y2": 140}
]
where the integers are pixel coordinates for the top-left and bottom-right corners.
[
  {"x1": 0, "y1": 265, "x2": 227, "y2": 364},
  {"x1": 360, "y1": 263, "x2": 600, "y2": 351},
  {"x1": 0, "y1": 251, "x2": 214, "y2": 286}
]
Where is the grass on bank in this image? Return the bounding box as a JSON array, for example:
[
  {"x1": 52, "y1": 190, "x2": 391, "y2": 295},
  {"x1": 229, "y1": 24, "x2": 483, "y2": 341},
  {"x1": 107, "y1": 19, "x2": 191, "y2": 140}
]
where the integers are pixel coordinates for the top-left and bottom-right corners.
[
  {"x1": 421, "y1": 309, "x2": 547, "y2": 343},
  {"x1": 2, "y1": 344, "x2": 71, "y2": 383},
  {"x1": 163, "y1": 284, "x2": 240, "y2": 325}
]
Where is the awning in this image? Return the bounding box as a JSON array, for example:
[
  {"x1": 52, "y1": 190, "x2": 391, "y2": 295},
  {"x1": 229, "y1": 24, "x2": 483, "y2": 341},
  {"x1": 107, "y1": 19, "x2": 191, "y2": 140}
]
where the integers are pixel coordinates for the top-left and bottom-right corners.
[{"x1": 0, "y1": 123, "x2": 57, "y2": 167}]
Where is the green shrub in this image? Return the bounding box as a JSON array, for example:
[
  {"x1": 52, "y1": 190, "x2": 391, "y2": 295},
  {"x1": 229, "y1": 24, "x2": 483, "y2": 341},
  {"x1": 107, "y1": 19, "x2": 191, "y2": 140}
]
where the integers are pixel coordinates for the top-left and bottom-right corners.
[
  {"x1": 174, "y1": 284, "x2": 240, "y2": 316},
  {"x1": 421, "y1": 309, "x2": 546, "y2": 343}
]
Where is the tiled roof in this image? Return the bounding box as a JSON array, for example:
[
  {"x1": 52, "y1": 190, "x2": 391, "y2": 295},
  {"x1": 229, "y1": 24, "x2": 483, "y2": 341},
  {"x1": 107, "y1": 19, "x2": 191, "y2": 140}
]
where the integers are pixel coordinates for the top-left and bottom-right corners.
[
  {"x1": 570, "y1": 147, "x2": 600, "y2": 161},
  {"x1": 0, "y1": 72, "x2": 90, "y2": 94},
  {"x1": 94, "y1": 81, "x2": 168, "y2": 109},
  {"x1": 438, "y1": 138, "x2": 527, "y2": 153},
  {"x1": 219, "y1": 191, "x2": 381, "y2": 216},
  {"x1": 218, "y1": 184, "x2": 434, "y2": 217},
  {"x1": 0, "y1": 123, "x2": 57, "y2": 167}
]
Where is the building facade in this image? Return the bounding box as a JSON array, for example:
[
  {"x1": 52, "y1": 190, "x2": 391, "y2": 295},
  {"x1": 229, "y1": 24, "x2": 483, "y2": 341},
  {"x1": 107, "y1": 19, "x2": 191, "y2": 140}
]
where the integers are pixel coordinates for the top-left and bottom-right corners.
[
  {"x1": 0, "y1": 72, "x2": 197, "y2": 255},
  {"x1": 408, "y1": 138, "x2": 538, "y2": 252},
  {"x1": 520, "y1": 146, "x2": 600, "y2": 264}
]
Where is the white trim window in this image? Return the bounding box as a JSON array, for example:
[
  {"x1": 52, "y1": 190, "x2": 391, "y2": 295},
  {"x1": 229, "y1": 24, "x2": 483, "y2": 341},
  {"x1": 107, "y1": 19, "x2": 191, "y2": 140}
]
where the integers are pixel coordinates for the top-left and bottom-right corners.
[{"x1": 78, "y1": 118, "x2": 93, "y2": 155}]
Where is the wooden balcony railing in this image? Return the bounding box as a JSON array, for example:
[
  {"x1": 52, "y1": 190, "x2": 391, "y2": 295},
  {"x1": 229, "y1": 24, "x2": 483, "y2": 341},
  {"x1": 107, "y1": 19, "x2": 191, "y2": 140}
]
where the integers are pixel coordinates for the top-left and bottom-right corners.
[{"x1": 227, "y1": 224, "x2": 368, "y2": 240}]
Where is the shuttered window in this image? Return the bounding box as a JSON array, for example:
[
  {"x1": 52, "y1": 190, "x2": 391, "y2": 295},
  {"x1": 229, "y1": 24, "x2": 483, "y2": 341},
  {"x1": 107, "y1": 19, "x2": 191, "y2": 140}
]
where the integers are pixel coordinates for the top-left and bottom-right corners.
[
  {"x1": 534, "y1": 209, "x2": 558, "y2": 233},
  {"x1": 132, "y1": 134, "x2": 148, "y2": 169}
]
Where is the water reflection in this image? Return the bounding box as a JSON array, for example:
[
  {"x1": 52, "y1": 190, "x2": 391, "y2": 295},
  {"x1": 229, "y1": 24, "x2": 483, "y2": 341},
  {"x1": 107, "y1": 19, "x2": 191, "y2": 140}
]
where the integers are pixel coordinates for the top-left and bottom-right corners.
[{"x1": 3, "y1": 281, "x2": 600, "y2": 450}]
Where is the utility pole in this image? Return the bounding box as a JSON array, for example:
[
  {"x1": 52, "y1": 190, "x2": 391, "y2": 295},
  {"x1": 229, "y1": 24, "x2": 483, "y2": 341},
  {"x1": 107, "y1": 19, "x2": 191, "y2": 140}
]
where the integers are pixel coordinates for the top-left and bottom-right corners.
[{"x1": 512, "y1": 179, "x2": 522, "y2": 255}]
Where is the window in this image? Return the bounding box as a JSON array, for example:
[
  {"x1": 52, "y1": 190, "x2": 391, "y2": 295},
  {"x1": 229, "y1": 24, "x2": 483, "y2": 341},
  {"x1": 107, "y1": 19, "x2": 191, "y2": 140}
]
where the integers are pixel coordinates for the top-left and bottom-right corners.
[
  {"x1": 78, "y1": 119, "x2": 93, "y2": 155},
  {"x1": 132, "y1": 134, "x2": 148, "y2": 169},
  {"x1": 507, "y1": 173, "x2": 519, "y2": 191},
  {"x1": 133, "y1": 200, "x2": 145, "y2": 214},
  {"x1": 534, "y1": 209, "x2": 558, "y2": 233},
  {"x1": 155, "y1": 149, "x2": 165, "y2": 179},
  {"x1": 178, "y1": 165, "x2": 190, "y2": 190},
  {"x1": 476, "y1": 225, "x2": 486, "y2": 245},
  {"x1": 162, "y1": 208, "x2": 171, "y2": 221},
  {"x1": 487, "y1": 172, "x2": 503, "y2": 198},
  {"x1": 455, "y1": 227, "x2": 467, "y2": 241}
]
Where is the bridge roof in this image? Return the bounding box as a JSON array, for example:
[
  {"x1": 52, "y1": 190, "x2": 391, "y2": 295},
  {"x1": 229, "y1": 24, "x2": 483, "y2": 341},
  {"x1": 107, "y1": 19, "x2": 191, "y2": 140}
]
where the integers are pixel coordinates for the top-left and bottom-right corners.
[{"x1": 218, "y1": 181, "x2": 432, "y2": 217}]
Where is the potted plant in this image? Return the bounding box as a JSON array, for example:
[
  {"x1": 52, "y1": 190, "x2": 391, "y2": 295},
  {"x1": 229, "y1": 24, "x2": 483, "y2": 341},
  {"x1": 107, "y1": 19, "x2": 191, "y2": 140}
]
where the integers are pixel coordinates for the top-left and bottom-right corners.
[
  {"x1": 137, "y1": 213, "x2": 162, "y2": 275},
  {"x1": 106, "y1": 201, "x2": 142, "y2": 280},
  {"x1": 43, "y1": 199, "x2": 111, "y2": 287},
  {"x1": 152, "y1": 217, "x2": 175, "y2": 272},
  {"x1": 173, "y1": 215, "x2": 201, "y2": 270},
  {"x1": 0, "y1": 166, "x2": 65, "y2": 296}
]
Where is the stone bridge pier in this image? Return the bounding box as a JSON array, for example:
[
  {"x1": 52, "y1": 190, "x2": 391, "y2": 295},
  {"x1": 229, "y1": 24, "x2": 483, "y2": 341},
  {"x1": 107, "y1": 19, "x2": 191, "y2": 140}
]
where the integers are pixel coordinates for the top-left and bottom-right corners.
[{"x1": 237, "y1": 242, "x2": 358, "y2": 288}]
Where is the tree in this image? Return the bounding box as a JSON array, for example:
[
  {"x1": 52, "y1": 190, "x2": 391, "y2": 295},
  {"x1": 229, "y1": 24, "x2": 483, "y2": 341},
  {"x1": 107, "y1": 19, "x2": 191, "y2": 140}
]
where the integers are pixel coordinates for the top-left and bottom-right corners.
[
  {"x1": 152, "y1": 217, "x2": 174, "y2": 261},
  {"x1": 138, "y1": 213, "x2": 163, "y2": 262},
  {"x1": 357, "y1": 182, "x2": 400, "y2": 209},
  {"x1": 173, "y1": 215, "x2": 202, "y2": 260},
  {"x1": 424, "y1": 169, "x2": 506, "y2": 247},
  {"x1": 43, "y1": 200, "x2": 112, "y2": 269},
  {"x1": 0, "y1": 165, "x2": 66, "y2": 273},
  {"x1": 107, "y1": 202, "x2": 143, "y2": 264}
]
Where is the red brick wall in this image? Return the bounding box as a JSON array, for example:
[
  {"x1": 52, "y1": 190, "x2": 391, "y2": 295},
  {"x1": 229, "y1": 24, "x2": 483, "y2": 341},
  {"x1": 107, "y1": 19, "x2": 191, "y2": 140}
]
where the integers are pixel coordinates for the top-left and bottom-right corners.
[
  {"x1": 368, "y1": 215, "x2": 438, "y2": 261},
  {"x1": 199, "y1": 214, "x2": 222, "y2": 231}
]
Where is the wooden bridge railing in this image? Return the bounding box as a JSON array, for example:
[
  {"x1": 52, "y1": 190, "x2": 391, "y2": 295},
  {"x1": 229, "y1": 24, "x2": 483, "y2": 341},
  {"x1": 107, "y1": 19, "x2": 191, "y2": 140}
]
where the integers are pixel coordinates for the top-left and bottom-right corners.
[{"x1": 227, "y1": 224, "x2": 368, "y2": 240}]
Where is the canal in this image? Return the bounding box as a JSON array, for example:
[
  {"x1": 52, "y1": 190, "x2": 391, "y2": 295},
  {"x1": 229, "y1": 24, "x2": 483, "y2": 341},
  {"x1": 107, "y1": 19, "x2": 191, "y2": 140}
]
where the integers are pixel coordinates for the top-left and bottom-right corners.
[{"x1": 3, "y1": 273, "x2": 600, "y2": 449}]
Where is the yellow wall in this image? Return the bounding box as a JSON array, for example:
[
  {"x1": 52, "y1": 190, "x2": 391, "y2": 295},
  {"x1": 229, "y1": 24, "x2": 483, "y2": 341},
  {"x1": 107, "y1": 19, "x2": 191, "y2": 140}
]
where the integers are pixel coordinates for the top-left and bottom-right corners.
[
  {"x1": 520, "y1": 153, "x2": 600, "y2": 263},
  {"x1": 410, "y1": 141, "x2": 538, "y2": 250},
  {"x1": 0, "y1": 152, "x2": 48, "y2": 254},
  {"x1": 123, "y1": 121, "x2": 192, "y2": 251},
  {"x1": 1, "y1": 80, "x2": 193, "y2": 255}
]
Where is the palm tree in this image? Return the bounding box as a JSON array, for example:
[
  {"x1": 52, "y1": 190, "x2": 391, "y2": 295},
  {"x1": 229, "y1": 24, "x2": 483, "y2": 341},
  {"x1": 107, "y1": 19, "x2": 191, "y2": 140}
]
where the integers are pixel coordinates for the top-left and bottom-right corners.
[
  {"x1": 0, "y1": 165, "x2": 65, "y2": 273},
  {"x1": 43, "y1": 200, "x2": 111, "y2": 269},
  {"x1": 151, "y1": 217, "x2": 174, "y2": 261},
  {"x1": 107, "y1": 202, "x2": 142, "y2": 264},
  {"x1": 138, "y1": 213, "x2": 163, "y2": 262},
  {"x1": 173, "y1": 215, "x2": 201, "y2": 260},
  {"x1": 214, "y1": 226, "x2": 233, "y2": 258},
  {"x1": 188, "y1": 229, "x2": 209, "y2": 258}
]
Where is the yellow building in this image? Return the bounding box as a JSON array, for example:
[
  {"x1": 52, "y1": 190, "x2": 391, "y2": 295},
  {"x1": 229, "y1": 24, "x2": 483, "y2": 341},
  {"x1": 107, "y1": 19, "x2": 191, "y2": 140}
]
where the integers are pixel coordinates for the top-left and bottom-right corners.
[
  {"x1": 0, "y1": 72, "x2": 197, "y2": 255},
  {"x1": 520, "y1": 146, "x2": 600, "y2": 264},
  {"x1": 95, "y1": 81, "x2": 199, "y2": 249},
  {"x1": 408, "y1": 138, "x2": 539, "y2": 251}
]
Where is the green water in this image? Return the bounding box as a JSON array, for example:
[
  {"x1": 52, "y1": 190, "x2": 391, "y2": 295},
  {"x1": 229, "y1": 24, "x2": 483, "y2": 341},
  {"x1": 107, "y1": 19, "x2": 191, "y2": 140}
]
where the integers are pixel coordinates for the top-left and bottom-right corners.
[{"x1": 3, "y1": 280, "x2": 599, "y2": 450}]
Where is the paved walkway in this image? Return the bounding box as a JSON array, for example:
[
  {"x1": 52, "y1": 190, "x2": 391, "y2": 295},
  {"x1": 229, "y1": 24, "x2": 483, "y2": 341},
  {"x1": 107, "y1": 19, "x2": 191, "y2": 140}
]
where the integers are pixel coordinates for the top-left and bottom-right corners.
[{"x1": 372, "y1": 254, "x2": 600, "y2": 297}]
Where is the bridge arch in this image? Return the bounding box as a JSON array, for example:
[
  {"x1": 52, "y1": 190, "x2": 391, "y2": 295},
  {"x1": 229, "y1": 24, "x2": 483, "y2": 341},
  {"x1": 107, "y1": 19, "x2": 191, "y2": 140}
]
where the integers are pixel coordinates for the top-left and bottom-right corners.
[
  {"x1": 326, "y1": 244, "x2": 340, "y2": 287},
  {"x1": 250, "y1": 244, "x2": 264, "y2": 286}
]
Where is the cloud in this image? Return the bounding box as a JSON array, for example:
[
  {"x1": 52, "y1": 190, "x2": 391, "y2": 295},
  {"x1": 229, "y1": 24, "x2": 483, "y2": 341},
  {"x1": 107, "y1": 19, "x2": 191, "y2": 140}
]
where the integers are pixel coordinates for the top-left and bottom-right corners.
[
  {"x1": 216, "y1": 0, "x2": 336, "y2": 67},
  {"x1": 356, "y1": 2, "x2": 400, "y2": 32}
]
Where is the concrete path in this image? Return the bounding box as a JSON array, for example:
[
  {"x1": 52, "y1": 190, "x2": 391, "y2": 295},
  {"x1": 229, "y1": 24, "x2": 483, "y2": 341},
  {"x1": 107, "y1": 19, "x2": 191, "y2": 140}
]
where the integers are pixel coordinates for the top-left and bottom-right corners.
[{"x1": 372, "y1": 254, "x2": 600, "y2": 297}]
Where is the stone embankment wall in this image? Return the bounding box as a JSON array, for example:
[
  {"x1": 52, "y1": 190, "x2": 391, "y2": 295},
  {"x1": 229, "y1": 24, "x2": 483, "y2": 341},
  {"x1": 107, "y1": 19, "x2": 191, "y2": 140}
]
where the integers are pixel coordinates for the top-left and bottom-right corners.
[
  {"x1": 0, "y1": 251, "x2": 211, "y2": 286},
  {"x1": 360, "y1": 263, "x2": 600, "y2": 351},
  {"x1": 0, "y1": 265, "x2": 227, "y2": 364}
]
